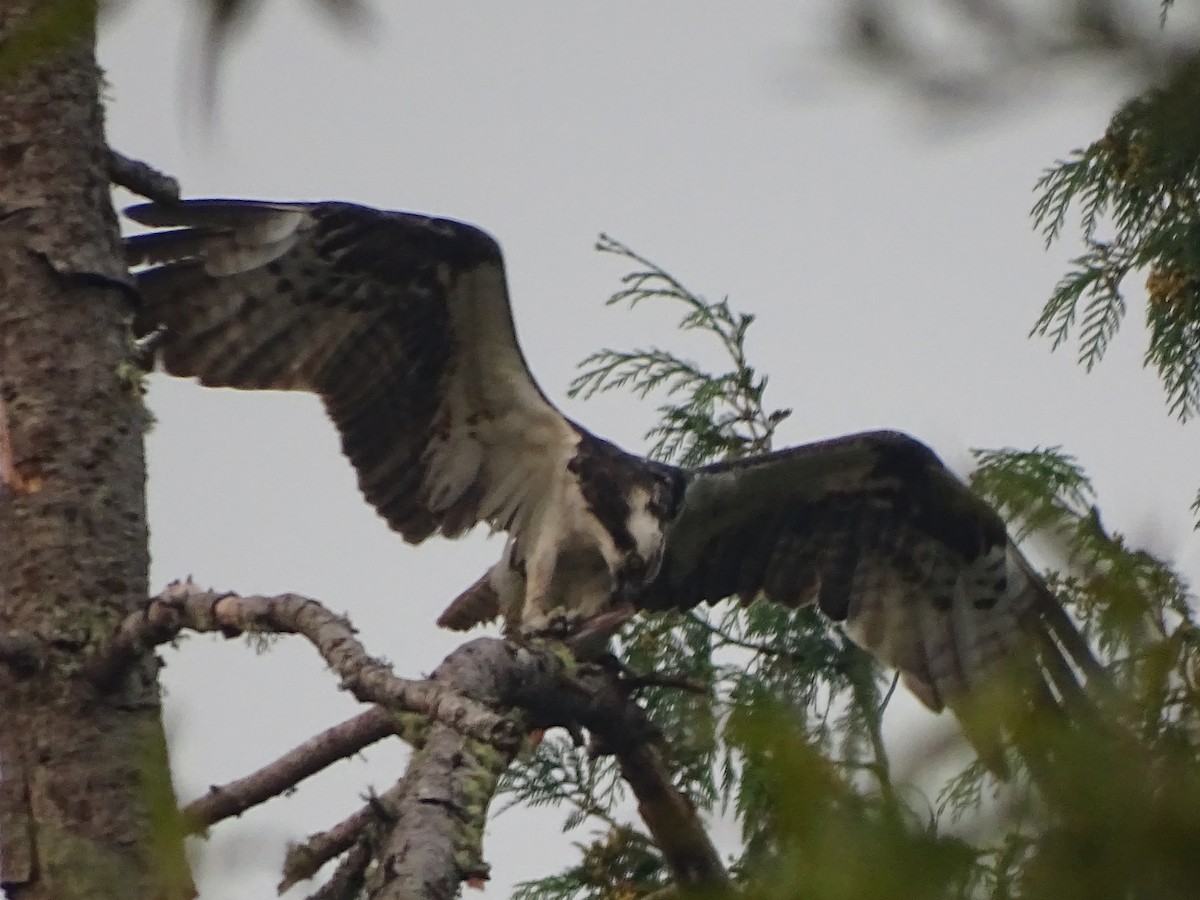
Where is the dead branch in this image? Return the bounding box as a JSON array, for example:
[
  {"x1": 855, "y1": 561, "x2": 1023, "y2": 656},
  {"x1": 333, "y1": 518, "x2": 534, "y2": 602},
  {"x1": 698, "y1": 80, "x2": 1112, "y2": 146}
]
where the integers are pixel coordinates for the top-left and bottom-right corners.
[
  {"x1": 0, "y1": 631, "x2": 42, "y2": 678},
  {"x1": 107, "y1": 148, "x2": 180, "y2": 205},
  {"x1": 106, "y1": 584, "x2": 728, "y2": 896},
  {"x1": 281, "y1": 778, "x2": 411, "y2": 893},
  {"x1": 84, "y1": 585, "x2": 188, "y2": 690},
  {"x1": 363, "y1": 638, "x2": 729, "y2": 898},
  {"x1": 182, "y1": 707, "x2": 408, "y2": 833},
  {"x1": 303, "y1": 836, "x2": 371, "y2": 900},
  {"x1": 88, "y1": 581, "x2": 519, "y2": 745},
  {"x1": 621, "y1": 670, "x2": 710, "y2": 695},
  {"x1": 368, "y1": 722, "x2": 501, "y2": 899}
]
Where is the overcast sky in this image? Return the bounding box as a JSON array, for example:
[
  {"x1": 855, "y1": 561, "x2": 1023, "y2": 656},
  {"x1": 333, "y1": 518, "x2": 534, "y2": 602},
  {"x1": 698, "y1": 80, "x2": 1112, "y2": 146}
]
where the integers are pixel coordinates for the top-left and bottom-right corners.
[{"x1": 98, "y1": 3, "x2": 1197, "y2": 897}]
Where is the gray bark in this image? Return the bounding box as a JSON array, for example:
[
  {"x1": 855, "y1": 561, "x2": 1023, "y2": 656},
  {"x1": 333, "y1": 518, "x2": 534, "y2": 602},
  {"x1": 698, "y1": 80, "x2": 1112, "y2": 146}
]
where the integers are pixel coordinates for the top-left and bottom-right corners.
[{"x1": 0, "y1": 4, "x2": 189, "y2": 898}]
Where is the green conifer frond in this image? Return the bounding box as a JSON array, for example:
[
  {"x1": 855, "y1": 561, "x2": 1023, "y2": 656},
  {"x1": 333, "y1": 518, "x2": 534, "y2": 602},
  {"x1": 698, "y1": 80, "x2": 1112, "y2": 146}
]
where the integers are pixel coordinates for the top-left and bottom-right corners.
[
  {"x1": 567, "y1": 235, "x2": 789, "y2": 465},
  {"x1": 512, "y1": 826, "x2": 668, "y2": 900},
  {"x1": 1032, "y1": 55, "x2": 1200, "y2": 420},
  {"x1": 971, "y1": 446, "x2": 1198, "y2": 715},
  {"x1": 969, "y1": 446, "x2": 1094, "y2": 539}
]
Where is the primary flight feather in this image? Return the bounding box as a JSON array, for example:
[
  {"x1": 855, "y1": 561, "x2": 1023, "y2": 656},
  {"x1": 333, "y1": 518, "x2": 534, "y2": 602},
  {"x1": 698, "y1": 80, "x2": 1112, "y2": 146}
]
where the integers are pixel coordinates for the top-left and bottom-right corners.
[{"x1": 125, "y1": 199, "x2": 1099, "y2": 759}]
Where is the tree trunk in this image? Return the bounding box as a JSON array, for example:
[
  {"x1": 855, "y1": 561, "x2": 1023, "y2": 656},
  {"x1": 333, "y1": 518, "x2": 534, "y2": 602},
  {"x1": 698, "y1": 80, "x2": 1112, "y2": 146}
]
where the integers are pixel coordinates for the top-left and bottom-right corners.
[{"x1": 0, "y1": 4, "x2": 190, "y2": 898}]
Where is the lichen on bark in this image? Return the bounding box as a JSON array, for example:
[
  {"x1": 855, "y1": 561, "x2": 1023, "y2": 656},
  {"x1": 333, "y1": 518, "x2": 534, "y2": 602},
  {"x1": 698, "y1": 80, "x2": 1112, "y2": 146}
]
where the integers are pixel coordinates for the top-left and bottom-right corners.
[{"x1": 0, "y1": 4, "x2": 189, "y2": 897}]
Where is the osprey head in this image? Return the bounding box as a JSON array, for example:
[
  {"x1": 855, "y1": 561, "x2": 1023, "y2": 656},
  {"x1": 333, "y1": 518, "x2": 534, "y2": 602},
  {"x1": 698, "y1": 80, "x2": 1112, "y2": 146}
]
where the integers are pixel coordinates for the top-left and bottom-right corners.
[
  {"x1": 609, "y1": 464, "x2": 688, "y2": 604},
  {"x1": 568, "y1": 434, "x2": 688, "y2": 605}
]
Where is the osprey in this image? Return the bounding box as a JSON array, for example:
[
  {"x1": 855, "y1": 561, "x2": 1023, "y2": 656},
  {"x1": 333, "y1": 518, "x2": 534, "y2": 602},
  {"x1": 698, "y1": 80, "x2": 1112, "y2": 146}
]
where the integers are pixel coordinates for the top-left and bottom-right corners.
[{"x1": 125, "y1": 199, "x2": 1098, "y2": 743}]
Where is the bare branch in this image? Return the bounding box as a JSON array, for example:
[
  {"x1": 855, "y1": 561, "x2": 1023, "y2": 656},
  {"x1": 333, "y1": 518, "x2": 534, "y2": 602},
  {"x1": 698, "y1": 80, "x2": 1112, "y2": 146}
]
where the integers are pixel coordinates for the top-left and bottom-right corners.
[
  {"x1": 620, "y1": 670, "x2": 709, "y2": 695},
  {"x1": 84, "y1": 585, "x2": 189, "y2": 690},
  {"x1": 370, "y1": 723, "x2": 501, "y2": 898},
  {"x1": 100, "y1": 584, "x2": 727, "y2": 895},
  {"x1": 182, "y1": 707, "x2": 409, "y2": 833},
  {"x1": 280, "y1": 778, "x2": 409, "y2": 893},
  {"x1": 304, "y1": 836, "x2": 371, "y2": 900},
  {"x1": 88, "y1": 581, "x2": 520, "y2": 745},
  {"x1": 107, "y1": 148, "x2": 180, "y2": 205},
  {"x1": 366, "y1": 638, "x2": 729, "y2": 897}
]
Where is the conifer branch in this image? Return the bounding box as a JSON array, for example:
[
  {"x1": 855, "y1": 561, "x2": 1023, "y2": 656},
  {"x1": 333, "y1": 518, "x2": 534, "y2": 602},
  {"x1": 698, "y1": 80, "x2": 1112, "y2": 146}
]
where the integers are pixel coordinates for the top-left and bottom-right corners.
[
  {"x1": 1032, "y1": 56, "x2": 1200, "y2": 422},
  {"x1": 569, "y1": 234, "x2": 789, "y2": 466}
]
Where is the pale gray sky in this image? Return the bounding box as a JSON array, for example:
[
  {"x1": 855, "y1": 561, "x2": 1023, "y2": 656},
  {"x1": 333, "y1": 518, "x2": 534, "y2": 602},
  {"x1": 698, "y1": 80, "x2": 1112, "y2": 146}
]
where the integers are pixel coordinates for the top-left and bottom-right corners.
[{"x1": 99, "y1": 3, "x2": 1196, "y2": 897}]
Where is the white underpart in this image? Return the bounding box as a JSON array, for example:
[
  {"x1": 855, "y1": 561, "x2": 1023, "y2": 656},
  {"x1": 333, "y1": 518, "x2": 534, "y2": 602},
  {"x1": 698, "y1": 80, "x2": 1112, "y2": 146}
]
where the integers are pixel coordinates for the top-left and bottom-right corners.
[
  {"x1": 202, "y1": 208, "x2": 309, "y2": 276},
  {"x1": 425, "y1": 441, "x2": 484, "y2": 512},
  {"x1": 522, "y1": 475, "x2": 618, "y2": 626},
  {"x1": 413, "y1": 263, "x2": 618, "y2": 628},
  {"x1": 950, "y1": 545, "x2": 1022, "y2": 690},
  {"x1": 420, "y1": 264, "x2": 578, "y2": 534},
  {"x1": 480, "y1": 468, "x2": 622, "y2": 629}
]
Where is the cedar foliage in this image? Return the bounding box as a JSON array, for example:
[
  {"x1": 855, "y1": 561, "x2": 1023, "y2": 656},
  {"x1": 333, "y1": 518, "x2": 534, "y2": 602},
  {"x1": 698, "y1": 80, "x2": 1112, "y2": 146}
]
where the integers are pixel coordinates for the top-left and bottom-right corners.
[{"x1": 504, "y1": 33, "x2": 1200, "y2": 900}]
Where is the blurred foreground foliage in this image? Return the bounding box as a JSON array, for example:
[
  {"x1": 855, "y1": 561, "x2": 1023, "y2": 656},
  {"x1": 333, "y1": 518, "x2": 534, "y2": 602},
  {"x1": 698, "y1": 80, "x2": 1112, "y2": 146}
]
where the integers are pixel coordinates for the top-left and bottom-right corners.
[
  {"x1": 1034, "y1": 52, "x2": 1200, "y2": 423},
  {"x1": 506, "y1": 26, "x2": 1200, "y2": 890}
]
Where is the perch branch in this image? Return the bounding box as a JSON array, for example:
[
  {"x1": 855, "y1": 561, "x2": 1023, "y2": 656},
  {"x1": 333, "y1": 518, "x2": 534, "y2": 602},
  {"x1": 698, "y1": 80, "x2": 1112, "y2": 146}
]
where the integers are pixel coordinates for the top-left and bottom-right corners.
[
  {"x1": 367, "y1": 638, "x2": 729, "y2": 897},
  {"x1": 182, "y1": 707, "x2": 410, "y2": 832},
  {"x1": 88, "y1": 581, "x2": 519, "y2": 745},
  {"x1": 369, "y1": 722, "x2": 501, "y2": 898},
  {"x1": 107, "y1": 148, "x2": 180, "y2": 204},
  {"x1": 102, "y1": 584, "x2": 728, "y2": 896}
]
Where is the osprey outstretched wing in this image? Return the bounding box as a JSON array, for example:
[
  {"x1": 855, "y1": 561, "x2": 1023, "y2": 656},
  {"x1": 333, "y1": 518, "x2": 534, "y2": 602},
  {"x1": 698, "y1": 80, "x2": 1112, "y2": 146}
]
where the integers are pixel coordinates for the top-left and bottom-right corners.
[{"x1": 126, "y1": 199, "x2": 1099, "y2": 757}]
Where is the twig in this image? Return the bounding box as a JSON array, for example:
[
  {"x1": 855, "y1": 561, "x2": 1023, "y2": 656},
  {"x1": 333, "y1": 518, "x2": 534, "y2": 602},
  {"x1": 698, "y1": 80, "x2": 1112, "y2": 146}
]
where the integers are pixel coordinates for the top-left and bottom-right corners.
[
  {"x1": 620, "y1": 671, "x2": 710, "y2": 695},
  {"x1": 686, "y1": 611, "x2": 809, "y2": 660},
  {"x1": 280, "y1": 778, "x2": 409, "y2": 893},
  {"x1": 107, "y1": 148, "x2": 180, "y2": 205},
  {"x1": 181, "y1": 707, "x2": 407, "y2": 832},
  {"x1": 304, "y1": 836, "x2": 371, "y2": 900},
  {"x1": 0, "y1": 631, "x2": 42, "y2": 677}
]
